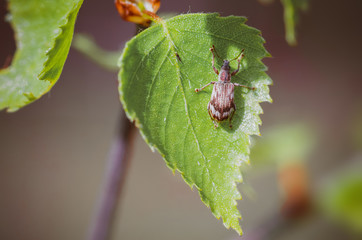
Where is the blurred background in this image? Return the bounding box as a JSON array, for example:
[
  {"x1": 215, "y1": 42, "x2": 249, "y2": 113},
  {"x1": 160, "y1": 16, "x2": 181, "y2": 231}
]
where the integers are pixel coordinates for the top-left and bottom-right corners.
[{"x1": 1, "y1": 0, "x2": 362, "y2": 239}]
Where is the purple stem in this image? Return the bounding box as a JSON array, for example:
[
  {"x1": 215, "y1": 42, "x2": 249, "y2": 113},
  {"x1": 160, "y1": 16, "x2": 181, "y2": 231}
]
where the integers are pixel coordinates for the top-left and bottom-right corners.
[
  {"x1": 87, "y1": 23, "x2": 150, "y2": 240},
  {"x1": 87, "y1": 115, "x2": 135, "y2": 240}
]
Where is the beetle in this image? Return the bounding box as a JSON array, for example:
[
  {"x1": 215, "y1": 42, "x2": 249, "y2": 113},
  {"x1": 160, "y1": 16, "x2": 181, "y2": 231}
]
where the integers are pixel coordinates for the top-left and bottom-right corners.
[{"x1": 195, "y1": 45, "x2": 255, "y2": 129}]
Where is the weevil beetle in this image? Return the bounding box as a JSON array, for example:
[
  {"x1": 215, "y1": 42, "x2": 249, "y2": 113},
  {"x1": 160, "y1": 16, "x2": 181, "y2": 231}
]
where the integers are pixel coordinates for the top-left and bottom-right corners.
[{"x1": 195, "y1": 45, "x2": 255, "y2": 129}]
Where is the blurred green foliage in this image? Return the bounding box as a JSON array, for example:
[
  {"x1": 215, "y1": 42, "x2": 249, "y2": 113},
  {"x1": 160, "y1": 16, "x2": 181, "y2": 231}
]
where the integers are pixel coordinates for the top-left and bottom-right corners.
[
  {"x1": 72, "y1": 33, "x2": 120, "y2": 72},
  {"x1": 320, "y1": 163, "x2": 362, "y2": 233},
  {"x1": 250, "y1": 123, "x2": 316, "y2": 167},
  {"x1": 281, "y1": 0, "x2": 309, "y2": 45}
]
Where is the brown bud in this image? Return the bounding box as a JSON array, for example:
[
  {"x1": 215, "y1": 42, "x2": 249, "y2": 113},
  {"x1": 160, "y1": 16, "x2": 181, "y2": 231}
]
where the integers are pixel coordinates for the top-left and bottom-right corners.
[{"x1": 114, "y1": 0, "x2": 160, "y2": 26}]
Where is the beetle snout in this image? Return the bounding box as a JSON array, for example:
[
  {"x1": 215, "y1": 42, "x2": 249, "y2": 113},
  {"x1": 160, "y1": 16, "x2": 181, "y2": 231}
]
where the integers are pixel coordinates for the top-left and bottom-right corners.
[{"x1": 221, "y1": 60, "x2": 230, "y2": 71}]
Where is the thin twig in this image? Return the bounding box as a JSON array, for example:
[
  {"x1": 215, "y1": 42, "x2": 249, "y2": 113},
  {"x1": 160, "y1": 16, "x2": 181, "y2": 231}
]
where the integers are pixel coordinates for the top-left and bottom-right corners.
[
  {"x1": 87, "y1": 23, "x2": 150, "y2": 240},
  {"x1": 87, "y1": 114, "x2": 135, "y2": 240}
]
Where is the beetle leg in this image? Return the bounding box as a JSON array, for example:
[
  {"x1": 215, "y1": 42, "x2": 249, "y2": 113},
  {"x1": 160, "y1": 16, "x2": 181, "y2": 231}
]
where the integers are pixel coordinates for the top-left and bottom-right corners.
[
  {"x1": 229, "y1": 109, "x2": 235, "y2": 129},
  {"x1": 231, "y1": 60, "x2": 240, "y2": 76},
  {"x1": 208, "y1": 102, "x2": 219, "y2": 128},
  {"x1": 210, "y1": 45, "x2": 219, "y2": 75},
  {"x1": 207, "y1": 102, "x2": 215, "y2": 120},
  {"x1": 195, "y1": 81, "x2": 216, "y2": 92},
  {"x1": 233, "y1": 83, "x2": 255, "y2": 90},
  {"x1": 231, "y1": 49, "x2": 245, "y2": 76}
]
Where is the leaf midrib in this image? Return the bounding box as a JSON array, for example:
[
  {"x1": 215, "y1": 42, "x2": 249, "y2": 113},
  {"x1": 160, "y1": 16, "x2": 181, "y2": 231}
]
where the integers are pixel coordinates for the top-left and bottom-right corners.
[
  {"x1": 167, "y1": 26, "x2": 261, "y2": 53},
  {"x1": 162, "y1": 21, "x2": 218, "y2": 190}
]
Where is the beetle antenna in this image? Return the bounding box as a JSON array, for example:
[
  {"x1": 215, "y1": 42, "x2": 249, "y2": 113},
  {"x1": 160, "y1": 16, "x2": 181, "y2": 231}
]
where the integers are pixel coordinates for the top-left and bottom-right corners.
[
  {"x1": 210, "y1": 45, "x2": 223, "y2": 60},
  {"x1": 230, "y1": 49, "x2": 245, "y2": 62}
]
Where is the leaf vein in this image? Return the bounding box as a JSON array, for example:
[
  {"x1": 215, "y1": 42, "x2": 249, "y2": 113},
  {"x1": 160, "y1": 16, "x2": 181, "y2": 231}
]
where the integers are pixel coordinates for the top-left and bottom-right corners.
[
  {"x1": 164, "y1": 85, "x2": 179, "y2": 153},
  {"x1": 212, "y1": 19, "x2": 243, "y2": 36},
  {"x1": 126, "y1": 37, "x2": 167, "y2": 94},
  {"x1": 144, "y1": 48, "x2": 172, "y2": 129},
  {"x1": 163, "y1": 22, "x2": 217, "y2": 191},
  {"x1": 168, "y1": 27, "x2": 260, "y2": 52}
]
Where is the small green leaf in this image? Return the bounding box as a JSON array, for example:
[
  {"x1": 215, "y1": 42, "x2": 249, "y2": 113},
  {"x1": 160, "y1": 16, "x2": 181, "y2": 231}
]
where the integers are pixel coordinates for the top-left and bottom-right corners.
[
  {"x1": 119, "y1": 13, "x2": 271, "y2": 234},
  {"x1": 281, "y1": 0, "x2": 308, "y2": 45},
  {"x1": 0, "y1": 0, "x2": 83, "y2": 112}
]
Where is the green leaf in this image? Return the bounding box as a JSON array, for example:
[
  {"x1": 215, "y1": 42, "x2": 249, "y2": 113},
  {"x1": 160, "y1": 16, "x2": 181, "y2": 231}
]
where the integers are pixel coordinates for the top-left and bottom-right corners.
[
  {"x1": 281, "y1": 0, "x2": 308, "y2": 45},
  {"x1": 319, "y1": 164, "x2": 362, "y2": 233},
  {"x1": 119, "y1": 13, "x2": 271, "y2": 234},
  {"x1": 0, "y1": 0, "x2": 83, "y2": 112}
]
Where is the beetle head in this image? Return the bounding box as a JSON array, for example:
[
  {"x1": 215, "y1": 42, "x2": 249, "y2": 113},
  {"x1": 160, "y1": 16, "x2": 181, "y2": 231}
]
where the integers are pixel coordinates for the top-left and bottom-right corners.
[{"x1": 221, "y1": 60, "x2": 230, "y2": 71}]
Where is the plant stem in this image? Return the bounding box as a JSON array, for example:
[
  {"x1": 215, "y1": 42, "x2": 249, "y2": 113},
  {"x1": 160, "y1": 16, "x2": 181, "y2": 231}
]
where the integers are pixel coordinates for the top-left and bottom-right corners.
[
  {"x1": 87, "y1": 23, "x2": 149, "y2": 240},
  {"x1": 87, "y1": 114, "x2": 135, "y2": 240}
]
